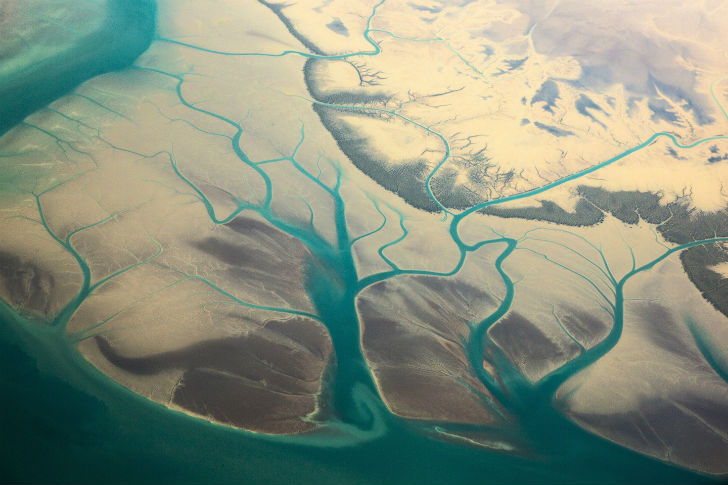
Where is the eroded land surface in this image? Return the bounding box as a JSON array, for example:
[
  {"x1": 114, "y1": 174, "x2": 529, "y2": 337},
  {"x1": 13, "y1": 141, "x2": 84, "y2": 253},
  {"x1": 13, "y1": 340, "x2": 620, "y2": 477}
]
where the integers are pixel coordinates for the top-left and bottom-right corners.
[{"x1": 2, "y1": 0, "x2": 728, "y2": 478}]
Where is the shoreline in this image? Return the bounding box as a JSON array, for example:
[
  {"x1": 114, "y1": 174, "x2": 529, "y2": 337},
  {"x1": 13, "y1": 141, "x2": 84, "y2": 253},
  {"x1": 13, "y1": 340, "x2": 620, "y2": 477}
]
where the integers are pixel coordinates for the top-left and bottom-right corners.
[{"x1": 0, "y1": 0, "x2": 156, "y2": 136}]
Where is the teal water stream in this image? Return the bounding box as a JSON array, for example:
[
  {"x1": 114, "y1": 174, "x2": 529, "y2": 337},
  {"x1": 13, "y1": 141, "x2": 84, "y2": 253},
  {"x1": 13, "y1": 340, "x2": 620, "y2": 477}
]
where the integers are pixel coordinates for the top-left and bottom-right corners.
[{"x1": 1, "y1": 0, "x2": 726, "y2": 483}]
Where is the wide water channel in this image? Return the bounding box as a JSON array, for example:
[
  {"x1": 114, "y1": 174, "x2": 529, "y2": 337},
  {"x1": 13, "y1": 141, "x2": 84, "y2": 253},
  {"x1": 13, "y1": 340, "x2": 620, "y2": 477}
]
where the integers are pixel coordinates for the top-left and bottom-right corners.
[{"x1": 0, "y1": 0, "x2": 725, "y2": 483}]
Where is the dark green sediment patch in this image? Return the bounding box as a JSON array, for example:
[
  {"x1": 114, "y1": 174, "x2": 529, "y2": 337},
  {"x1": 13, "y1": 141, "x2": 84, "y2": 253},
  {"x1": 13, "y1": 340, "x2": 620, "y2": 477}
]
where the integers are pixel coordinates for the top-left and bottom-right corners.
[
  {"x1": 304, "y1": 54, "x2": 485, "y2": 212},
  {"x1": 429, "y1": 166, "x2": 483, "y2": 209},
  {"x1": 479, "y1": 184, "x2": 728, "y2": 317},
  {"x1": 304, "y1": 58, "x2": 391, "y2": 106},
  {"x1": 578, "y1": 187, "x2": 728, "y2": 316},
  {"x1": 577, "y1": 186, "x2": 673, "y2": 225},
  {"x1": 480, "y1": 198, "x2": 604, "y2": 226},
  {"x1": 481, "y1": 186, "x2": 675, "y2": 227},
  {"x1": 679, "y1": 242, "x2": 728, "y2": 316},
  {"x1": 0, "y1": 0, "x2": 156, "y2": 136},
  {"x1": 312, "y1": 102, "x2": 440, "y2": 211}
]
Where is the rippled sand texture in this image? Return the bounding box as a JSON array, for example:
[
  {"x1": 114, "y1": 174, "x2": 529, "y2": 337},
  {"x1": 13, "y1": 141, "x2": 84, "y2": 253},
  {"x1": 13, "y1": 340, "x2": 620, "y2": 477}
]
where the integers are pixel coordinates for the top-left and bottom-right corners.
[{"x1": 1, "y1": 0, "x2": 728, "y2": 478}]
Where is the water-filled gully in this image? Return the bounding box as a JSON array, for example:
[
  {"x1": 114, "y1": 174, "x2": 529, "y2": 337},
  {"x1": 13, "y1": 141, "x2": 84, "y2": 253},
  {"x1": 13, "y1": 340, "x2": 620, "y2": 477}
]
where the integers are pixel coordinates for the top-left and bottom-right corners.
[{"x1": 2, "y1": 0, "x2": 728, "y2": 482}]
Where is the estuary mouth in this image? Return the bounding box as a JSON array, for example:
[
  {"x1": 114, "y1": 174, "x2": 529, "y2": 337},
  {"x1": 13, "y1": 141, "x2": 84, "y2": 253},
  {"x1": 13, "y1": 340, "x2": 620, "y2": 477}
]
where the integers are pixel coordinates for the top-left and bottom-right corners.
[{"x1": 1, "y1": 0, "x2": 728, "y2": 483}]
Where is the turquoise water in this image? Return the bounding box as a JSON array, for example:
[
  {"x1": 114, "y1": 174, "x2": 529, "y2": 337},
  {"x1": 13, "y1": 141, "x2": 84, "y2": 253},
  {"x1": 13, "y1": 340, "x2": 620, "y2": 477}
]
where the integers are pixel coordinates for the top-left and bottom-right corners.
[
  {"x1": 0, "y1": 303, "x2": 713, "y2": 484},
  {"x1": 0, "y1": 1, "x2": 726, "y2": 483},
  {"x1": 0, "y1": 0, "x2": 156, "y2": 136}
]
